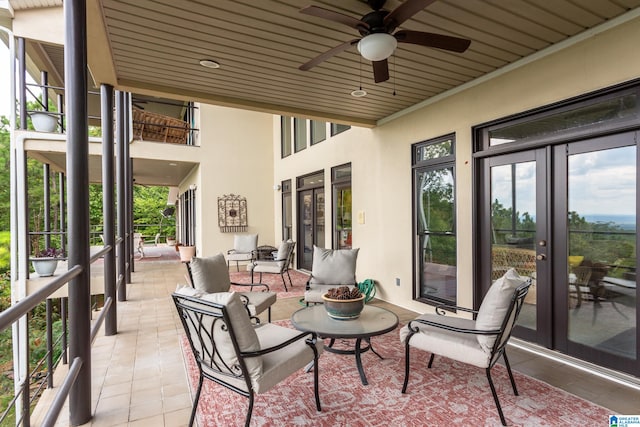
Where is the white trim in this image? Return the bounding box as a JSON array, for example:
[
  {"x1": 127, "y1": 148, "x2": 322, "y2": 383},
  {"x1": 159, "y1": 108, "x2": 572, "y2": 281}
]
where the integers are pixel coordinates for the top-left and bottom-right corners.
[
  {"x1": 510, "y1": 338, "x2": 640, "y2": 391},
  {"x1": 378, "y1": 8, "x2": 640, "y2": 126}
]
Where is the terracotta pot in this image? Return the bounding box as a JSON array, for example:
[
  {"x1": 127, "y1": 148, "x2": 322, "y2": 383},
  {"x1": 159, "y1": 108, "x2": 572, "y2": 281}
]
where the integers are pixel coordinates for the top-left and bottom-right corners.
[{"x1": 179, "y1": 245, "x2": 196, "y2": 262}]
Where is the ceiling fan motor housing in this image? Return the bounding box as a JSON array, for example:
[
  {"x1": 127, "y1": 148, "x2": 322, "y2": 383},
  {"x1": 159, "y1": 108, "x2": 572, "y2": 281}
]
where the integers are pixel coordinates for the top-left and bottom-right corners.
[{"x1": 358, "y1": 10, "x2": 390, "y2": 36}]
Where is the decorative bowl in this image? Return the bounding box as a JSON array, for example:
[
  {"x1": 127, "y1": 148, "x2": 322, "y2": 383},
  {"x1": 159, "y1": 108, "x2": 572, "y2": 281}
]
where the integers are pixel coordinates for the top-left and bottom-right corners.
[{"x1": 322, "y1": 294, "x2": 365, "y2": 320}]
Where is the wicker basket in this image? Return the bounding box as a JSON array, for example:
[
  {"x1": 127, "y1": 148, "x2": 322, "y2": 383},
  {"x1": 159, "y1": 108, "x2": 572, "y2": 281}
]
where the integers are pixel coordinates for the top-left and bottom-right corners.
[{"x1": 132, "y1": 109, "x2": 189, "y2": 144}]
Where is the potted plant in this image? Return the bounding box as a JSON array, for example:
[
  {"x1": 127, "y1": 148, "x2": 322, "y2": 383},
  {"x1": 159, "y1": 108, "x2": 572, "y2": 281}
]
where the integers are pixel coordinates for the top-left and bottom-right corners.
[
  {"x1": 29, "y1": 111, "x2": 59, "y2": 132},
  {"x1": 32, "y1": 247, "x2": 65, "y2": 277},
  {"x1": 166, "y1": 236, "x2": 176, "y2": 246},
  {"x1": 322, "y1": 286, "x2": 365, "y2": 320}
]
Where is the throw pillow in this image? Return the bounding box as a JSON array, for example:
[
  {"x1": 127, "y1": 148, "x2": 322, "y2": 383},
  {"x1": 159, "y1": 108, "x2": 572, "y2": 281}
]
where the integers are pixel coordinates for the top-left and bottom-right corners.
[
  {"x1": 476, "y1": 268, "x2": 527, "y2": 353},
  {"x1": 234, "y1": 234, "x2": 258, "y2": 253},
  {"x1": 190, "y1": 253, "x2": 231, "y2": 293},
  {"x1": 310, "y1": 246, "x2": 359, "y2": 285},
  {"x1": 276, "y1": 240, "x2": 291, "y2": 261}
]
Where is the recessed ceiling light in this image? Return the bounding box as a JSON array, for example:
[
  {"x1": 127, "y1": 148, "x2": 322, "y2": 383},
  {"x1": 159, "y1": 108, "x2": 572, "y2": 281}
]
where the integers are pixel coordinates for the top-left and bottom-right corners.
[
  {"x1": 351, "y1": 89, "x2": 367, "y2": 97},
  {"x1": 199, "y1": 59, "x2": 220, "y2": 69}
]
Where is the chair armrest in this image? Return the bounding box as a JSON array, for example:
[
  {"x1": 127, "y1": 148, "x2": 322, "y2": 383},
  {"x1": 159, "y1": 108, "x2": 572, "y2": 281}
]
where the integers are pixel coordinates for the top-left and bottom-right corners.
[
  {"x1": 434, "y1": 303, "x2": 479, "y2": 317},
  {"x1": 231, "y1": 281, "x2": 271, "y2": 292},
  {"x1": 406, "y1": 318, "x2": 501, "y2": 336},
  {"x1": 241, "y1": 331, "x2": 318, "y2": 358}
]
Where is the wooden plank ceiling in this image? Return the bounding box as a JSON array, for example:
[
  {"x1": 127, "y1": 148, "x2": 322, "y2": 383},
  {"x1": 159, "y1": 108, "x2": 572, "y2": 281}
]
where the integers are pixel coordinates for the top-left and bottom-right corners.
[{"x1": 23, "y1": 0, "x2": 640, "y2": 127}]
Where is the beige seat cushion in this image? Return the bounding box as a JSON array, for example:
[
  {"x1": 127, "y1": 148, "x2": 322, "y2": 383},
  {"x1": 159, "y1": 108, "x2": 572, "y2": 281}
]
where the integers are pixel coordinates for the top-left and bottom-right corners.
[
  {"x1": 400, "y1": 314, "x2": 490, "y2": 368},
  {"x1": 251, "y1": 323, "x2": 323, "y2": 393}
]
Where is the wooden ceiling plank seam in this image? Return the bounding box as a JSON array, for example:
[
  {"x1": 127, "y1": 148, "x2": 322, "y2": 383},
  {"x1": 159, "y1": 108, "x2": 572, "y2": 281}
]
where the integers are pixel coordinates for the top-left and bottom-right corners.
[
  {"x1": 451, "y1": 0, "x2": 567, "y2": 43},
  {"x1": 483, "y1": 0, "x2": 583, "y2": 36},
  {"x1": 527, "y1": 0, "x2": 602, "y2": 28},
  {"x1": 426, "y1": 1, "x2": 551, "y2": 51}
]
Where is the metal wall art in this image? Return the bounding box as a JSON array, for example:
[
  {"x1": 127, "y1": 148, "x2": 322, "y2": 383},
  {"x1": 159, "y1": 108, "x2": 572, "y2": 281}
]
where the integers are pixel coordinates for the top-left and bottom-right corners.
[{"x1": 218, "y1": 194, "x2": 248, "y2": 232}]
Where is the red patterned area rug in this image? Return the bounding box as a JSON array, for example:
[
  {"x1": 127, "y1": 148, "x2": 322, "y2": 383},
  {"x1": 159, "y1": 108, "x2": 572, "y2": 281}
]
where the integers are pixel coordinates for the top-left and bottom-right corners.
[
  {"x1": 180, "y1": 322, "x2": 611, "y2": 427},
  {"x1": 229, "y1": 270, "x2": 308, "y2": 299}
]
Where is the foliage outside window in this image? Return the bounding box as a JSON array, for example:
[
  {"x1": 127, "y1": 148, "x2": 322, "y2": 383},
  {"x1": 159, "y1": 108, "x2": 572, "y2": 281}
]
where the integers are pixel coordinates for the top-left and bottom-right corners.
[
  {"x1": 281, "y1": 116, "x2": 292, "y2": 158},
  {"x1": 294, "y1": 118, "x2": 307, "y2": 152},
  {"x1": 311, "y1": 120, "x2": 326, "y2": 145},
  {"x1": 413, "y1": 136, "x2": 457, "y2": 304},
  {"x1": 332, "y1": 164, "x2": 352, "y2": 249}
]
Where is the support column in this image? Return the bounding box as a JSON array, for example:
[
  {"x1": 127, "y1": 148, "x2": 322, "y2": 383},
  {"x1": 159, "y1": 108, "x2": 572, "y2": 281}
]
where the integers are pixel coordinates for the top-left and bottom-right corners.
[
  {"x1": 59, "y1": 172, "x2": 66, "y2": 254},
  {"x1": 124, "y1": 93, "x2": 133, "y2": 282},
  {"x1": 18, "y1": 37, "x2": 26, "y2": 129},
  {"x1": 101, "y1": 84, "x2": 117, "y2": 335},
  {"x1": 64, "y1": 0, "x2": 91, "y2": 424},
  {"x1": 43, "y1": 164, "x2": 51, "y2": 249},
  {"x1": 116, "y1": 90, "x2": 127, "y2": 301}
]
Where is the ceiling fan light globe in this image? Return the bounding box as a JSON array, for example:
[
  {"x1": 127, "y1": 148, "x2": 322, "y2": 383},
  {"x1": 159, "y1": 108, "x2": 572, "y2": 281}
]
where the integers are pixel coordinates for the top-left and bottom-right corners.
[{"x1": 357, "y1": 33, "x2": 397, "y2": 61}]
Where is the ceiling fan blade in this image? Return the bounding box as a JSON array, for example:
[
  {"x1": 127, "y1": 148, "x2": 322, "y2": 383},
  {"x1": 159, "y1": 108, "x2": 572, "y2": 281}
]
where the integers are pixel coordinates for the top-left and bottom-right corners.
[
  {"x1": 300, "y1": 5, "x2": 369, "y2": 31},
  {"x1": 299, "y1": 39, "x2": 360, "y2": 71},
  {"x1": 372, "y1": 59, "x2": 390, "y2": 83},
  {"x1": 395, "y1": 30, "x2": 471, "y2": 53},
  {"x1": 384, "y1": 0, "x2": 436, "y2": 32}
]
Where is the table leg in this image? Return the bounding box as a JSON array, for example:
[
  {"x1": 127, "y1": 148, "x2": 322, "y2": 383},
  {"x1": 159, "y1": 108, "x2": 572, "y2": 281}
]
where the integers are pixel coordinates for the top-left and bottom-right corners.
[
  {"x1": 368, "y1": 338, "x2": 384, "y2": 360},
  {"x1": 354, "y1": 338, "x2": 368, "y2": 385}
]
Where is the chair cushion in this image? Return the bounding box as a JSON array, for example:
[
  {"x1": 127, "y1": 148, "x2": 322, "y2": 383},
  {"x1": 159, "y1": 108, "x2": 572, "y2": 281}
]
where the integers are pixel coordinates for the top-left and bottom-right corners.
[
  {"x1": 202, "y1": 292, "x2": 262, "y2": 380},
  {"x1": 400, "y1": 314, "x2": 490, "y2": 368},
  {"x1": 475, "y1": 268, "x2": 527, "y2": 352},
  {"x1": 190, "y1": 253, "x2": 231, "y2": 293},
  {"x1": 309, "y1": 246, "x2": 359, "y2": 285},
  {"x1": 276, "y1": 240, "x2": 291, "y2": 261},
  {"x1": 252, "y1": 323, "x2": 323, "y2": 393},
  {"x1": 234, "y1": 234, "x2": 258, "y2": 253}
]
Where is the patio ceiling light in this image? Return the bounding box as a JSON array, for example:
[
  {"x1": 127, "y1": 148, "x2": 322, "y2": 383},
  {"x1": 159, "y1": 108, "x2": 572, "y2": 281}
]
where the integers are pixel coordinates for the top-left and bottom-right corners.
[
  {"x1": 199, "y1": 59, "x2": 220, "y2": 69},
  {"x1": 357, "y1": 33, "x2": 397, "y2": 62}
]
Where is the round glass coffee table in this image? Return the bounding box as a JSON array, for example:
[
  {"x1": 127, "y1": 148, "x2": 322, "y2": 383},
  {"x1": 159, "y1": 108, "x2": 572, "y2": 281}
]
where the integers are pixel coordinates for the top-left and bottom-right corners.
[{"x1": 291, "y1": 304, "x2": 399, "y2": 385}]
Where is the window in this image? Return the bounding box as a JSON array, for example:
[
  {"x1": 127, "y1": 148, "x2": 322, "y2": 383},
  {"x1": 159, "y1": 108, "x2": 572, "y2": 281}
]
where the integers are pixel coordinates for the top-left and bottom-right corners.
[
  {"x1": 332, "y1": 164, "x2": 352, "y2": 249},
  {"x1": 179, "y1": 188, "x2": 197, "y2": 246},
  {"x1": 331, "y1": 123, "x2": 350, "y2": 136},
  {"x1": 294, "y1": 118, "x2": 307, "y2": 152},
  {"x1": 281, "y1": 179, "x2": 292, "y2": 241},
  {"x1": 311, "y1": 120, "x2": 326, "y2": 145},
  {"x1": 413, "y1": 135, "x2": 456, "y2": 304},
  {"x1": 281, "y1": 116, "x2": 292, "y2": 158}
]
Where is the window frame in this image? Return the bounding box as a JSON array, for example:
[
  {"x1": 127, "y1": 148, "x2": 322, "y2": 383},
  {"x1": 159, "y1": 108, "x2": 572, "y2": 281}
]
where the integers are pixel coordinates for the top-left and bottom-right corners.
[
  {"x1": 412, "y1": 134, "x2": 457, "y2": 305},
  {"x1": 280, "y1": 116, "x2": 292, "y2": 158}
]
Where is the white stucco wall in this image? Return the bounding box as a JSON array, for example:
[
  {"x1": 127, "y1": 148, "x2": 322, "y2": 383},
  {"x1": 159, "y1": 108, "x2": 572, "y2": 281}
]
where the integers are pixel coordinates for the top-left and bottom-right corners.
[
  {"x1": 273, "y1": 16, "x2": 640, "y2": 314},
  {"x1": 189, "y1": 104, "x2": 275, "y2": 257}
]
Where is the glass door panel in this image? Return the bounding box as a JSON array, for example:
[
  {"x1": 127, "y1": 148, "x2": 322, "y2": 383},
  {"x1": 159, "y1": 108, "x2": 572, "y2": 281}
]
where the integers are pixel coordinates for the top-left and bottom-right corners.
[
  {"x1": 490, "y1": 160, "x2": 538, "y2": 332},
  {"x1": 567, "y1": 145, "x2": 637, "y2": 360},
  {"x1": 335, "y1": 185, "x2": 352, "y2": 249},
  {"x1": 298, "y1": 188, "x2": 325, "y2": 270}
]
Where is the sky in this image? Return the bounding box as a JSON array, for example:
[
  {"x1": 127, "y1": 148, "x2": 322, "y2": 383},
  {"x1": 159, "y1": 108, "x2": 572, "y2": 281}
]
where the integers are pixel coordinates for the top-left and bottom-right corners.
[
  {"x1": 491, "y1": 146, "x2": 636, "y2": 218},
  {"x1": 1, "y1": 42, "x2": 10, "y2": 118}
]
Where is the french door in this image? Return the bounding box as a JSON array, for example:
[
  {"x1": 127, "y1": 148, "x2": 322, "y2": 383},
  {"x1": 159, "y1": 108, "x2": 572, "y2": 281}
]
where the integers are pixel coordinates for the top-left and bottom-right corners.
[
  {"x1": 298, "y1": 187, "x2": 325, "y2": 271},
  {"x1": 478, "y1": 133, "x2": 638, "y2": 375}
]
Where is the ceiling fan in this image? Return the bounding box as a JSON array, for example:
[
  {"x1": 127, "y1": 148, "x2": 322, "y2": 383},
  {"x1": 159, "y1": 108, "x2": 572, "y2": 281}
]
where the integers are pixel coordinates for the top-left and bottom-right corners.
[{"x1": 299, "y1": 0, "x2": 471, "y2": 83}]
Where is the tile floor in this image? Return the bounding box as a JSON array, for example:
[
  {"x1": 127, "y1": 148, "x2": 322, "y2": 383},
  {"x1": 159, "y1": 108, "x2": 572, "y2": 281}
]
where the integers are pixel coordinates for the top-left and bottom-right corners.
[{"x1": 30, "y1": 260, "x2": 640, "y2": 426}]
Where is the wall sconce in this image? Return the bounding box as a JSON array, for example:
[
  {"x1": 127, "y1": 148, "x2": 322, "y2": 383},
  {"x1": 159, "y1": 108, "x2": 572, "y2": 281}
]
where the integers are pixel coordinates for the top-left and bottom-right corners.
[
  {"x1": 189, "y1": 184, "x2": 197, "y2": 191},
  {"x1": 273, "y1": 184, "x2": 281, "y2": 191}
]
